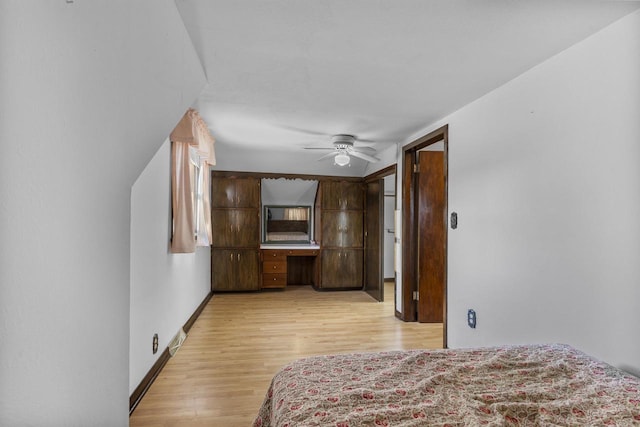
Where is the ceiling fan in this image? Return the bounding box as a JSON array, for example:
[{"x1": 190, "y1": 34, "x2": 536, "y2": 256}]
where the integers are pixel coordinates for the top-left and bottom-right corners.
[{"x1": 304, "y1": 134, "x2": 380, "y2": 166}]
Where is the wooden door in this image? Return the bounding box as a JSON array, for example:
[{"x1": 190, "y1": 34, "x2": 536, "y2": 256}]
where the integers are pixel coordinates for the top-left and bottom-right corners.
[
  {"x1": 341, "y1": 249, "x2": 363, "y2": 288},
  {"x1": 417, "y1": 151, "x2": 445, "y2": 323},
  {"x1": 234, "y1": 209, "x2": 259, "y2": 247},
  {"x1": 365, "y1": 179, "x2": 384, "y2": 301},
  {"x1": 321, "y1": 181, "x2": 343, "y2": 209},
  {"x1": 321, "y1": 211, "x2": 363, "y2": 247},
  {"x1": 211, "y1": 249, "x2": 236, "y2": 291},
  {"x1": 210, "y1": 209, "x2": 235, "y2": 247},
  {"x1": 211, "y1": 177, "x2": 236, "y2": 208},
  {"x1": 320, "y1": 249, "x2": 363, "y2": 288},
  {"x1": 341, "y1": 181, "x2": 364, "y2": 210},
  {"x1": 234, "y1": 178, "x2": 260, "y2": 208},
  {"x1": 235, "y1": 249, "x2": 260, "y2": 291},
  {"x1": 321, "y1": 181, "x2": 363, "y2": 210}
]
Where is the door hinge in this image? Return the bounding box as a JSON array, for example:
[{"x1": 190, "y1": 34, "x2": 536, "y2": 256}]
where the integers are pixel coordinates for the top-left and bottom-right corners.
[
  {"x1": 413, "y1": 163, "x2": 419, "y2": 173},
  {"x1": 412, "y1": 291, "x2": 419, "y2": 301}
]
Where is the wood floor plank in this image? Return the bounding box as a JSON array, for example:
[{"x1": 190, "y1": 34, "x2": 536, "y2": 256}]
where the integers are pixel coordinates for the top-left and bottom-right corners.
[{"x1": 130, "y1": 282, "x2": 443, "y2": 426}]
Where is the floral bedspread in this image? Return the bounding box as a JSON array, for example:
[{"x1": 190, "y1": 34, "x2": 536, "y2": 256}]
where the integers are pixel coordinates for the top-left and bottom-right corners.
[{"x1": 253, "y1": 344, "x2": 640, "y2": 426}]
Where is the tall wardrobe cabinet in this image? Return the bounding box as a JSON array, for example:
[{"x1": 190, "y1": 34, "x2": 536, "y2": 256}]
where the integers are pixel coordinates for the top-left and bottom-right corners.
[
  {"x1": 318, "y1": 180, "x2": 365, "y2": 289},
  {"x1": 210, "y1": 175, "x2": 261, "y2": 291}
]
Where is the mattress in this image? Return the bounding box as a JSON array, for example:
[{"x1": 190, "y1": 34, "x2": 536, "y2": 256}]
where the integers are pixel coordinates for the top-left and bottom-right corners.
[
  {"x1": 253, "y1": 344, "x2": 640, "y2": 426},
  {"x1": 266, "y1": 231, "x2": 309, "y2": 242}
]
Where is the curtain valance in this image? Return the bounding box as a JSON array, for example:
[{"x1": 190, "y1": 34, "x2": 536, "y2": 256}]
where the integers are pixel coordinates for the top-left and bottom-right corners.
[{"x1": 170, "y1": 108, "x2": 216, "y2": 166}]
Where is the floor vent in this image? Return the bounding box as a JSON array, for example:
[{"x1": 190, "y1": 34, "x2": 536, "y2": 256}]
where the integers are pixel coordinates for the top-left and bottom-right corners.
[{"x1": 168, "y1": 327, "x2": 187, "y2": 357}]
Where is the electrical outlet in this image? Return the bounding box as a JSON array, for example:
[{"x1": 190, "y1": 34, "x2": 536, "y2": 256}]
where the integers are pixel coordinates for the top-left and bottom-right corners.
[
  {"x1": 152, "y1": 333, "x2": 159, "y2": 354},
  {"x1": 450, "y1": 212, "x2": 458, "y2": 229},
  {"x1": 467, "y1": 309, "x2": 476, "y2": 329}
]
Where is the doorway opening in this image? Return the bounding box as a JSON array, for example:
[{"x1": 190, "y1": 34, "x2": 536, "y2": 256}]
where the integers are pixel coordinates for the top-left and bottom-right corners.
[
  {"x1": 401, "y1": 125, "x2": 448, "y2": 348},
  {"x1": 364, "y1": 165, "x2": 397, "y2": 304}
]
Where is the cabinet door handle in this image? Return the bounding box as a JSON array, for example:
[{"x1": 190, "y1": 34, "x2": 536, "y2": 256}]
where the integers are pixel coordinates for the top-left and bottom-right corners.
[
  {"x1": 230, "y1": 253, "x2": 233, "y2": 262},
  {"x1": 237, "y1": 253, "x2": 240, "y2": 261},
  {"x1": 273, "y1": 265, "x2": 277, "y2": 269}
]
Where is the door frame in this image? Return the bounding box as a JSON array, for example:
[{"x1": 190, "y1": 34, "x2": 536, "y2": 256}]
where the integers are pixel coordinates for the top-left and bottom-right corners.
[
  {"x1": 364, "y1": 164, "x2": 397, "y2": 305},
  {"x1": 401, "y1": 125, "x2": 448, "y2": 348}
]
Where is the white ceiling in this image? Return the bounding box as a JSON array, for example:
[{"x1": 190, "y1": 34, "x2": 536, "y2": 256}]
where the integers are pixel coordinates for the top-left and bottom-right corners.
[{"x1": 176, "y1": 0, "x2": 640, "y2": 176}]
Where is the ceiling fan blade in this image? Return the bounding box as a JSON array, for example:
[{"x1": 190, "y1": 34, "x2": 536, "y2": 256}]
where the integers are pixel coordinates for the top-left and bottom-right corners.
[
  {"x1": 316, "y1": 151, "x2": 340, "y2": 161},
  {"x1": 352, "y1": 145, "x2": 376, "y2": 152},
  {"x1": 278, "y1": 124, "x2": 329, "y2": 137},
  {"x1": 348, "y1": 149, "x2": 380, "y2": 163},
  {"x1": 304, "y1": 147, "x2": 335, "y2": 150},
  {"x1": 353, "y1": 141, "x2": 376, "y2": 148}
]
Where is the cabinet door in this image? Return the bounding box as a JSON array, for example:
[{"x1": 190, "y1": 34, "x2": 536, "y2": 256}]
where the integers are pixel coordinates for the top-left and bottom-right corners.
[
  {"x1": 235, "y1": 249, "x2": 260, "y2": 291},
  {"x1": 320, "y1": 249, "x2": 363, "y2": 289},
  {"x1": 210, "y1": 209, "x2": 236, "y2": 247},
  {"x1": 211, "y1": 177, "x2": 260, "y2": 208},
  {"x1": 321, "y1": 181, "x2": 343, "y2": 209},
  {"x1": 321, "y1": 211, "x2": 363, "y2": 247},
  {"x1": 320, "y1": 249, "x2": 342, "y2": 288},
  {"x1": 211, "y1": 177, "x2": 237, "y2": 208},
  {"x1": 234, "y1": 209, "x2": 259, "y2": 247},
  {"x1": 340, "y1": 249, "x2": 364, "y2": 287},
  {"x1": 340, "y1": 182, "x2": 364, "y2": 210},
  {"x1": 211, "y1": 249, "x2": 237, "y2": 291},
  {"x1": 234, "y1": 178, "x2": 260, "y2": 208},
  {"x1": 321, "y1": 181, "x2": 363, "y2": 210}
]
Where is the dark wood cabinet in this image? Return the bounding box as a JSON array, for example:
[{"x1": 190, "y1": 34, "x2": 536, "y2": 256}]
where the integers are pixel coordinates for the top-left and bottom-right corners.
[
  {"x1": 318, "y1": 180, "x2": 365, "y2": 289},
  {"x1": 320, "y1": 249, "x2": 364, "y2": 288},
  {"x1": 321, "y1": 211, "x2": 364, "y2": 248},
  {"x1": 211, "y1": 177, "x2": 260, "y2": 208},
  {"x1": 321, "y1": 180, "x2": 364, "y2": 210},
  {"x1": 211, "y1": 249, "x2": 260, "y2": 291},
  {"x1": 211, "y1": 175, "x2": 260, "y2": 292},
  {"x1": 211, "y1": 209, "x2": 259, "y2": 248}
]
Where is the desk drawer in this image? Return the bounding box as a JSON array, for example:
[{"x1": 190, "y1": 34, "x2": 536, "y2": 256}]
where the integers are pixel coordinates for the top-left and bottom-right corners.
[
  {"x1": 262, "y1": 250, "x2": 287, "y2": 261},
  {"x1": 284, "y1": 249, "x2": 318, "y2": 256},
  {"x1": 263, "y1": 261, "x2": 287, "y2": 273},
  {"x1": 262, "y1": 273, "x2": 286, "y2": 288}
]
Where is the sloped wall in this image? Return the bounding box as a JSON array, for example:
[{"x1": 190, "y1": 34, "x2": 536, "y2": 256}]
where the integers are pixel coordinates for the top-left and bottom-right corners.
[{"x1": 0, "y1": 1, "x2": 205, "y2": 425}]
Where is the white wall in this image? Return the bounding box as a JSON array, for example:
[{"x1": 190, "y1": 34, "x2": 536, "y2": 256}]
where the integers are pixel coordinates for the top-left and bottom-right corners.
[
  {"x1": 129, "y1": 140, "x2": 210, "y2": 394},
  {"x1": 0, "y1": 2, "x2": 205, "y2": 425},
  {"x1": 402, "y1": 10, "x2": 640, "y2": 371}
]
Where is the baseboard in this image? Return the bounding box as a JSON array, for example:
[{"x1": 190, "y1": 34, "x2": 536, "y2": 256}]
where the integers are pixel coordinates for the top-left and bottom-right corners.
[
  {"x1": 129, "y1": 291, "x2": 213, "y2": 415},
  {"x1": 184, "y1": 291, "x2": 213, "y2": 334}
]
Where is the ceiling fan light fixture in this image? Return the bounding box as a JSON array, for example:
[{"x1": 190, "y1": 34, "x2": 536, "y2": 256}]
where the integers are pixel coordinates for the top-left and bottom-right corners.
[{"x1": 334, "y1": 153, "x2": 350, "y2": 166}]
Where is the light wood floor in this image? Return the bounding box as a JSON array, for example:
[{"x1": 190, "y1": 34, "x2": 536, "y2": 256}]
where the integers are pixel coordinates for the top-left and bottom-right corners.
[{"x1": 129, "y1": 282, "x2": 443, "y2": 426}]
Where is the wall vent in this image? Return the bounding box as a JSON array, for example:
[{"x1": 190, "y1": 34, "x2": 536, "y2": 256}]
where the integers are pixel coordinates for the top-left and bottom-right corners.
[{"x1": 168, "y1": 327, "x2": 187, "y2": 357}]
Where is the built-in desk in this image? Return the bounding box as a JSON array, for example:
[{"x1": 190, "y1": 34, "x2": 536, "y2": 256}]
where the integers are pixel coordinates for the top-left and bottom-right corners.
[{"x1": 260, "y1": 245, "x2": 320, "y2": 289}]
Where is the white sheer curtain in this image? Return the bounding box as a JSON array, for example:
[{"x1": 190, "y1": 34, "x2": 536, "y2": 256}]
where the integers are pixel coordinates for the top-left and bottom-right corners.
[
  {"x1": 170, "y1": 108, "x2": 215, "y2": 253},
  {"x1": 283, "y1": 208, "x2": 308, "y2": 220}
]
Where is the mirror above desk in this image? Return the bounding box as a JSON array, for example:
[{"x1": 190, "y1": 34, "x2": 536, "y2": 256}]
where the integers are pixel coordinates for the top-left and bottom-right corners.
[
  {"x1": 261, "y1": 178, "x2": 318, "y2": 246},
  {"x1": 263, "y1": 205, "x2": 312, "y2": 244}
]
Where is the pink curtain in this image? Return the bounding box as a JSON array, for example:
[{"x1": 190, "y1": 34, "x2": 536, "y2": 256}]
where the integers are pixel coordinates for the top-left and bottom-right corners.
[{"x1": 170, "y1": 108, "x2": 215, "y2": 253}]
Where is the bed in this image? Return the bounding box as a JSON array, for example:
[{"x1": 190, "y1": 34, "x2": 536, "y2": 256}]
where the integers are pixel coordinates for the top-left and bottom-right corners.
[
  {"x1": 265, "y1": 219, "x2": 310, "y2": 243},
  {"x1": 266, "y1": 231, "x2": 310, "y2": 242},
  {"x1": 253, "y1": 344, "x2": 640, "y2": 426}
]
